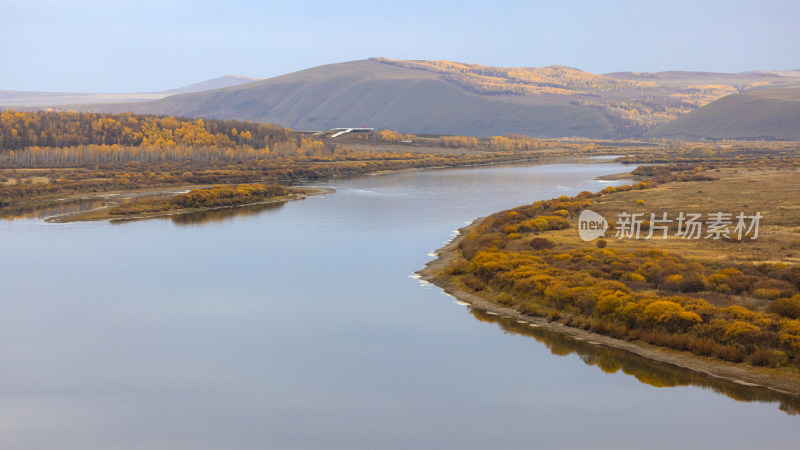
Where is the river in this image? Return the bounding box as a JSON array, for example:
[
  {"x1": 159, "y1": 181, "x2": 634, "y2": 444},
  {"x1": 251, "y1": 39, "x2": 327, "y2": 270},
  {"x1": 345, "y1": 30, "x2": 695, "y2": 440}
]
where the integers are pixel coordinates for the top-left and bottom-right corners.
[{"x1": 1, "y1": 160, "x2": 798, "y2": 449}]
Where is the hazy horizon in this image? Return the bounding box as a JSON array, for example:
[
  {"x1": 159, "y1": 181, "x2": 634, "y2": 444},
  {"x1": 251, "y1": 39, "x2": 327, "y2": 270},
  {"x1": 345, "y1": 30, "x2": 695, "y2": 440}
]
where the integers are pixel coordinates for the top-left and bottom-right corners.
[{"x1": 3, "y1": 0, "x2": 799, "y2": 93}]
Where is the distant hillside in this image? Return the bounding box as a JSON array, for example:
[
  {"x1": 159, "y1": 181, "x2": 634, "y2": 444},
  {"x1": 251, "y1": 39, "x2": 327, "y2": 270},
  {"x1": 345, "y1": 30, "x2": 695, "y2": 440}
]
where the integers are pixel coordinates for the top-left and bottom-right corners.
[
  {"x1": 748, "y1": 70, "x2": 800, "y2": 78},
  {"x1": 90, "y1": 59, "x2": 800, "y2": 139},
  {"x1": 374, "y1": 58, "x2": 651, "y2": 95},
  {"x1": 603, "y1": 70, "x2": 789, "y2": 88},
  {"x1": 161, "y1": 75, "x2": 263, "y2": 94},
  {"x1": 0, "y1": 91, "x2": 166, "y2": 108},
  {"x1": 646, "y1": 87, "x2": 800, "y2": 140},
  {"x1": 98, "y1": 60, "x2": 618, "y2": 138},
  {"x1": 0, "y1": 75, "x2": 261, "y2": 108}
]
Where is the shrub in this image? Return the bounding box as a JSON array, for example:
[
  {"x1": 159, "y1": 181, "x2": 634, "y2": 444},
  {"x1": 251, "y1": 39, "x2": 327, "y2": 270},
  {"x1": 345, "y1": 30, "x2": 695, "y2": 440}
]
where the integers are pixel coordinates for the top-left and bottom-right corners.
[
  {"x1": 723, "y1": 321, "x2": 761, "y2": 346},
  {"x1": 621, "y1": 272, "x2": 646, "y2": 282},
  {"x1": 767, "y1": 295, "x2": 800, "y2": 319},
  {"x1": 529, "y1": 237, "x2": 554, "y2": 249},
  {"x1": 754, "y1": 288, "x2": 781, "y2": 300},
  {"x1": 643, "y1": 300, "x2": 683, "y2": 322},
  {"x1": 716, "y1": 284, "x2": 733, "y2": 295},
  {"x1": 690, "y1": 338, "x2": 715, "y2": 356},
  {"x1": 447, "y1": 260, "x2": 469, "y2": 275},
  {"x1": 747, "y1": 348, "x2": 777, "y2": 367},
  {"x1": 679, "y1": 273, "x2": 708, "y2": 293},
  {"x1": 715, "y1": 345, "x2": 745, "y2": 363},
  {"x1": 595, "y1": 290, "x2": 630, "y2": 316},
  {"x1": 723, "y1": 273, "x2": 753, "y2": 294},
  {"x1": 664, "y1": 274, "x2": 684, "y2": 291},
  {"x1": 496, "y1": 293, "x2": 514, "y2": 305},
  {"x1": 463, "y1": 274, "x2": 487, "y2": 291}
]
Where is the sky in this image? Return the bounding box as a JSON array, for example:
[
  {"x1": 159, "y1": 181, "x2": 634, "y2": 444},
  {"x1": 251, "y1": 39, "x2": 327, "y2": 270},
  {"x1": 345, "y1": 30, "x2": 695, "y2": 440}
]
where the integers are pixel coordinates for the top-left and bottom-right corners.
[{"x1": 2, "y1": 0, "x2": 799, "y2": 92}]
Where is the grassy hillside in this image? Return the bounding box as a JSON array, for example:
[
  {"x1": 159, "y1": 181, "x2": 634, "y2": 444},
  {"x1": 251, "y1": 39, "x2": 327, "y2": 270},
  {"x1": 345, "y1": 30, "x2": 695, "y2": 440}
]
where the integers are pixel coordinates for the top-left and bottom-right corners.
[
  {"x1": 374, "y1": 58, "x2": 650, "y2": 95},
  {"x1": 99, "y1": 60, "x2": 616, "y2": 138},
  {"x1": 646, "y1": 87, "x2": 800, "y2": 140},
  {"x1": 89, "y1": 59, "x2": 800, "y2": 139}
]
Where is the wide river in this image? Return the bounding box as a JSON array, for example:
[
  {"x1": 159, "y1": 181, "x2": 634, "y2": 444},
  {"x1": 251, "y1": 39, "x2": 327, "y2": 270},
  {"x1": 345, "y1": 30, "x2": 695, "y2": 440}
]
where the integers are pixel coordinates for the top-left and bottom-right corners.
[{"x1": 1, "y1": 160, "x2": 798, "y2": 449}]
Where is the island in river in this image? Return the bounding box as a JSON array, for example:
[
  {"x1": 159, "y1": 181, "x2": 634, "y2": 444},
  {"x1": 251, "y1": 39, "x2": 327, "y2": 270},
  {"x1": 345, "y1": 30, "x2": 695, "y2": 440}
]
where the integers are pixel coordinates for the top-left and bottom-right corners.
[{"x1": 46, "y1": 184, "x2": 334, "y2": 223}]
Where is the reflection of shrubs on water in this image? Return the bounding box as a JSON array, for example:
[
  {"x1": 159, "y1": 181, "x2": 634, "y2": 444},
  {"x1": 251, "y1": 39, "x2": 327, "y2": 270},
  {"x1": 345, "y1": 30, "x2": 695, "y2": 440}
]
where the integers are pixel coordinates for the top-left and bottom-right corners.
[
  {"x1": 170, "y1": 201, "x2": 287, "y2": 226},
  {"x1": 468, "y1": 307, "x2": 800, "y2": 416},
  {"x1": 109, "y1": 184, "x2": 287, "y2": 216},
  {"x1": 1, "y1": 199, "x2": 115, "y2": 221}
]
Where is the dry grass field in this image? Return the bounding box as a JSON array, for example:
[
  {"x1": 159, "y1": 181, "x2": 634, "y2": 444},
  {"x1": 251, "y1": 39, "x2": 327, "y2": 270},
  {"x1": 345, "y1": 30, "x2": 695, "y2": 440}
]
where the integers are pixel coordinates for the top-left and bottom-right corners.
[{"x1": 538, "y1": 167, "x2": 800, "y2": 265}]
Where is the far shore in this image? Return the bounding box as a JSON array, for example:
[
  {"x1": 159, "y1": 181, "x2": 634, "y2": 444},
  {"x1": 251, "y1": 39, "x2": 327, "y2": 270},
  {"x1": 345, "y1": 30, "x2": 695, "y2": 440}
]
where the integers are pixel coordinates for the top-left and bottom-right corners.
[
  {"x1": 3, "y1": 153, "x2": 626, "y2": 222},
  {"x1": 45, "y1": 187, "x2": 335, "y2": 223},
  {"x1": 418, "y1": 218, "x2": 800, "y2": 397}
]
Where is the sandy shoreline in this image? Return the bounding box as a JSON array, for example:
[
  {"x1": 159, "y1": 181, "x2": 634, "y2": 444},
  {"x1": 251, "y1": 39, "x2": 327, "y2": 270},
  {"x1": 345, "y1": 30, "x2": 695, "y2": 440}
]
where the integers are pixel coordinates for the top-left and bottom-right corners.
[{"x1": 418, "y1": 218, "x2": 800, "y2": 396}]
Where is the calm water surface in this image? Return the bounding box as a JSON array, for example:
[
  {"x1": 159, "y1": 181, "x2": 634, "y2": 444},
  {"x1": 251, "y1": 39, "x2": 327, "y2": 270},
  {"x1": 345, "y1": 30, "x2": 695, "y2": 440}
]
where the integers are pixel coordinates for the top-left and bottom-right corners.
[{"x1": 1, "y1": 161, "x2": 798, "y2": 449}]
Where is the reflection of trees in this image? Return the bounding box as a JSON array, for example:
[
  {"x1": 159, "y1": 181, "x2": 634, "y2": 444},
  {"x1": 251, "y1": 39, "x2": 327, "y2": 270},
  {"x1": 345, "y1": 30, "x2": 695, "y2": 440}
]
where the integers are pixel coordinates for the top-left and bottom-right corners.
[
  {"x1": 469, "y1": 307, "x2": 800, "y2": 416},
  {"x1": 169, "y1": 201, "x2": 286, "y2": 226},
  {"x1": 1, "y1": 199, "x2": 116, "y2": 221}
]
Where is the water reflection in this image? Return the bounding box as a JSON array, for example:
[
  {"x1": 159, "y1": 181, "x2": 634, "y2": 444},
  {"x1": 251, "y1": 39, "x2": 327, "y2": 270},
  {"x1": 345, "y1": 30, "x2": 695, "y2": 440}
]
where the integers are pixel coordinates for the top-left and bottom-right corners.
[
  {"x1": 0, "y1": 199, "x2": 117, "y2": 221},
  {"x1": 104, "y1": 201, "x2": 289, "y2": 226},
  {"x1": 170, "y1": 201, "x2": 287, "y2": 226},
  {"x1": 468, "y1": 307, "x2": 800, "y2": 415}
]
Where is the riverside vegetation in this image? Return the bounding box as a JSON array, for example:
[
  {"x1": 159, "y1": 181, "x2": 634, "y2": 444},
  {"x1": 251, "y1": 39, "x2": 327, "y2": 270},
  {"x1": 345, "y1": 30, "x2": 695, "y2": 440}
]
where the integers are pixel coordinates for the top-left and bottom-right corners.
[
  {"x1": 48, "y1": 183, "x2": 311, "y2": 223},
  {"x1": 435, "y1": 149, "x2": 800, "y2": 383},
  {"x1": 0, "y1": 111, "x2": 588, "y2": 218}
]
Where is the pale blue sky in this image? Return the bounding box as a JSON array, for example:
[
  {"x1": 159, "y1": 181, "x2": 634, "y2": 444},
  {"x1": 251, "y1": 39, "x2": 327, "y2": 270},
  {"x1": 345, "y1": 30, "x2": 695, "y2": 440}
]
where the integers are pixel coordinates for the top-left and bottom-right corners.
[{"x1": 2, "y1": 0, "x2": 798, "y2": 92}]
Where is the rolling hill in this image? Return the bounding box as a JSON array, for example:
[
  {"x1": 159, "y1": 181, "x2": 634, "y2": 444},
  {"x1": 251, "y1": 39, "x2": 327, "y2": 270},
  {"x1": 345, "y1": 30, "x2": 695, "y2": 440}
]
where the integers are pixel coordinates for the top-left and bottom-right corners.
[
  {"x1": 90, "y1": 59, "x2": 799, "y2": 139},
  {"x1": 98, "y1": 60, "x2": 618, "y2": 138},
  {"x1": 3, "y1": 59, "x2": 790, "y2": 139},
  {"x1": 646, "y1": 87, "x2": 800, "y2": 140}
]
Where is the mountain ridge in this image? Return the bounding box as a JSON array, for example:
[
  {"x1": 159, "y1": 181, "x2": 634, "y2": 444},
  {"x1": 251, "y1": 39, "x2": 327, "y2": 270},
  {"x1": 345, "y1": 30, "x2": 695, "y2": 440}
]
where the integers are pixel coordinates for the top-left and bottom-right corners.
[
  {"x1": 0, "y1": 74, "x2": 263, "y2": 108},
  {"x1": 7, "y1": 59, "x2": 800, "y2": 140},
  {"x1": 87, "y1": 59, "x2": 798, "y2": 138}
]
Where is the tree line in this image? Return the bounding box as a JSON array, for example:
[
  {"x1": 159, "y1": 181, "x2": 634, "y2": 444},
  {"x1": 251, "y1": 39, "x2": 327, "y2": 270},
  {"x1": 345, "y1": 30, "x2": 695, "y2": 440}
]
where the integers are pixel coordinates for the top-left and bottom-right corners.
[{"x1": 0, "y1": 110, "x2": 338, "y2": 158}]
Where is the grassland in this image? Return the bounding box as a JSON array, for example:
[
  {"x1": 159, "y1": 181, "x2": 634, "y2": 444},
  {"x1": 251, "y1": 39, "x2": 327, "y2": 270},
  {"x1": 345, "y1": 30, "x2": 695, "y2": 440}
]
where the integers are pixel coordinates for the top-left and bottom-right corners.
[{"x1": 559, "y1": 166, "x2": 800, "y2": 269}]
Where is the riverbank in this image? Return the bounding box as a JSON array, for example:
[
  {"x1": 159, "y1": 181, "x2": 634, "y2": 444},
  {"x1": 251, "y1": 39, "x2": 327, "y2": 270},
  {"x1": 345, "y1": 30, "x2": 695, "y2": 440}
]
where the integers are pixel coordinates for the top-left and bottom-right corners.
[
  {"x1": 419, "y1": 218, "x2": 800, "y2": 396},
  {"x1": 3, "y1": 154, "x2": 623, "y2": 221},
  {"x1": 45, "y1": 186, "x2": 334, "y2": 223}
]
